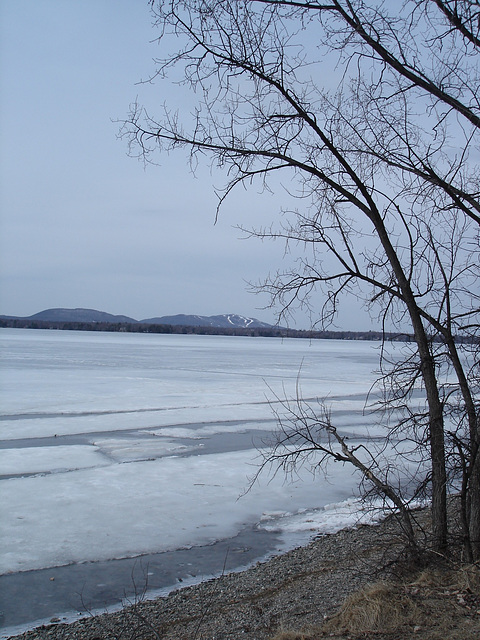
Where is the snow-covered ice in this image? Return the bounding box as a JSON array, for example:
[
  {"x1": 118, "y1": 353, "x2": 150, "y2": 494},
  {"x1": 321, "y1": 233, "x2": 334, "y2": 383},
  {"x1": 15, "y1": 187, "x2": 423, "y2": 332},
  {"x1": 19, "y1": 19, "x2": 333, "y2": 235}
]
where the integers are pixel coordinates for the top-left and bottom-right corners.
[
  {"x1": 259, "y1": 498, "x2": 383, "y2": 534},
  {"x1": 0, "y1": 329, "x2": 390, "y2": 576},
  {"x1": 0, "y1": 331, "x2": 402, "y2": 569},
  {"x1": 1, "y1": 448, "x2": 363, "y2": 574},
  {"x1": 0, "y1": 328, "x2": 416, "y2": 631},
  {"x1": 0, "y1": 444, "x2": 110, "y2": 477}
]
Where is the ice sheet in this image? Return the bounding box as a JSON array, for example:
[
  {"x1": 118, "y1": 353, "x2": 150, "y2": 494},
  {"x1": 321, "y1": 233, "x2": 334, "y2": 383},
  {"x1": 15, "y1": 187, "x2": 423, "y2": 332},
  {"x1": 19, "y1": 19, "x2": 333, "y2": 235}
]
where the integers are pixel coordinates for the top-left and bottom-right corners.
[
  {"x1": 0, "y1": 448, "x2": 359, "y2": 574},
  {"x1": 0, "y1": 330, "x2": 397, "y2": 578},
  {"x1": 259, "y1": 498, "x2": 382, "y2": 535},
  {"x1": 92, "y1": 437, "x2": 204, "y2": 462},
  {"x1": 0, "y1": 395, "x2": 374, "y2": 441},
  {"x1": 0, "y1": 445, "x2": 109, "y2": 476},
  {"x1": 0, "y1": 404, "x2": 276, "y2": 441}
]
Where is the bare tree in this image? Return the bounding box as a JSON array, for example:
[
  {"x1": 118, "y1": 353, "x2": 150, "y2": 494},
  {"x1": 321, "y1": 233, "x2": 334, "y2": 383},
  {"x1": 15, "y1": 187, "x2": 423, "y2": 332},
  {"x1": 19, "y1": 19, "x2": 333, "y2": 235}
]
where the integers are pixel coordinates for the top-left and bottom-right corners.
[{"x1": 124, "y1": 0, "x2": 479, "y2": 558}]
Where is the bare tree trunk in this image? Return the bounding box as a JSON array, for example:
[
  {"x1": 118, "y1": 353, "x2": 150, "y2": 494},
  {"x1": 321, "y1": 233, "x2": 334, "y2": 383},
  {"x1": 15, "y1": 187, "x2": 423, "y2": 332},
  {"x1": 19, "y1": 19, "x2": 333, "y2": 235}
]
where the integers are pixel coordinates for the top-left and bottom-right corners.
[
  {"x1": 469, "y1": 437, "x2": 480, "y2": 560},
  {"x1": 443, "y1": 336, "x2": 480, "y2": 558},
  {"x1": 328, "y1": 425, "x2": 418, "y2": 551},
  {"x1": 370, "y1": 213, "x2": 448, "y2": 552}
]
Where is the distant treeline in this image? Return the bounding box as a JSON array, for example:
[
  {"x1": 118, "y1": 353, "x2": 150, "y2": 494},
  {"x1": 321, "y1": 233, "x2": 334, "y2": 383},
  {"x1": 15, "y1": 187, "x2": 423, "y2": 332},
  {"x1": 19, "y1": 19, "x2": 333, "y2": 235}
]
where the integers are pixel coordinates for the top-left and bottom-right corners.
[{"x1": 0, "y1": 317, "x2": 416, "y2": 341}]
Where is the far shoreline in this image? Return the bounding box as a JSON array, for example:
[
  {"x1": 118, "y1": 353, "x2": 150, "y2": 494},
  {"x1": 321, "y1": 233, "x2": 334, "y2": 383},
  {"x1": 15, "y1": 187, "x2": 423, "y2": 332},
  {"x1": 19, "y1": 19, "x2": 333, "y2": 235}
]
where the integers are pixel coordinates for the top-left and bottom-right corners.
[{"x1": 0, "y1": 318, "x2": 414, "y2": 343}]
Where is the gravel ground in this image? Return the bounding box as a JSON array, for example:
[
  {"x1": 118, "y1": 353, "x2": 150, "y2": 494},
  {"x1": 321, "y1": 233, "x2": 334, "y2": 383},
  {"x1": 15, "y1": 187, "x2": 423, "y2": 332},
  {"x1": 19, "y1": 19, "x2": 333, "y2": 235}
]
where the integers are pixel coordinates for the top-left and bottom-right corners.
[{"x1": 6, "y1": 510, "x2": 418, "y2": 640}]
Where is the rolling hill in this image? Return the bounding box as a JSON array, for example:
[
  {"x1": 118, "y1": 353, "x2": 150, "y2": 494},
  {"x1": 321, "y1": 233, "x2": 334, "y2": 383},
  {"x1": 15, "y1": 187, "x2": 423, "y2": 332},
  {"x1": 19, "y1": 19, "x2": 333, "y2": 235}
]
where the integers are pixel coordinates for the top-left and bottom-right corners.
[{"x1": 1, "y1": 308, "x2": 274, "y2": 329}]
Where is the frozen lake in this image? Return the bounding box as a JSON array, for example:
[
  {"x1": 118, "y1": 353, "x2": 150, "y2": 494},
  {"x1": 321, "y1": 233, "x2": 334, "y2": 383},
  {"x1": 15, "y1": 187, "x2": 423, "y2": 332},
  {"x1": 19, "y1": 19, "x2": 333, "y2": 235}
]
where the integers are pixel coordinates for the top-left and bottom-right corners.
[{"x1": 0, "y1": 328, "x2": 384, "y2": 633}]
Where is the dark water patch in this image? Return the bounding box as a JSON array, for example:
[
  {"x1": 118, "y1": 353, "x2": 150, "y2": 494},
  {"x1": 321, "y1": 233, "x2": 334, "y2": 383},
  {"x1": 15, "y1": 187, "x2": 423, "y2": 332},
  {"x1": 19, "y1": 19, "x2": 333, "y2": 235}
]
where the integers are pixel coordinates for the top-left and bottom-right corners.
[
  {"x1": 0, "y1": 428, "x2": 274, "y2": 482},
  {"x1": 0, "y1": 434, "x2": 92, "y2": 450},
  {"x1": 0, "y1": 424, "x2": 273, "y2": 453}
]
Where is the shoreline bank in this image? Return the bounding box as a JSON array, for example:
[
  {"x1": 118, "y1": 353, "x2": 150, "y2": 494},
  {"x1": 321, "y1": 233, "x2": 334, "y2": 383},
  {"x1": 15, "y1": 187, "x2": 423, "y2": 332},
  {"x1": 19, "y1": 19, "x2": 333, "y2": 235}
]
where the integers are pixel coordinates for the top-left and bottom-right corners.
[
  {"x1": 5, "y1": 508, "x2": 418, "y2": 640},
  {"x1": 0, "y1": 526, "x2": 285, "y2": 636},
  {"x1": 1, "y1": 498, "x2": 383, "y2": 635}
]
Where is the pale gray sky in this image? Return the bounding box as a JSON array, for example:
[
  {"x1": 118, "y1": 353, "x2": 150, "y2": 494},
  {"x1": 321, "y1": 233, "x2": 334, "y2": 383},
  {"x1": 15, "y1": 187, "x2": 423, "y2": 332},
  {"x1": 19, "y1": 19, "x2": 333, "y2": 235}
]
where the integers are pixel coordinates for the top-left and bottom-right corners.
[{"x1": 0, "y1": 1, "x2": 372, "y2": 330}]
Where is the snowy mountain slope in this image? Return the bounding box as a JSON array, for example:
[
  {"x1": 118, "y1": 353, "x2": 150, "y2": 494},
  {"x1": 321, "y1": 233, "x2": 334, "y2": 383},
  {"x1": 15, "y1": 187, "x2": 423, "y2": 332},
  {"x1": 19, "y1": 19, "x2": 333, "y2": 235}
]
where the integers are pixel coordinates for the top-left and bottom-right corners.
[
  {"x1": 2, "y1": 308, "x2": 274, "y2": 329},
  {"x1": 140, "y1": 313, "x2": 273, "y2": 329}
]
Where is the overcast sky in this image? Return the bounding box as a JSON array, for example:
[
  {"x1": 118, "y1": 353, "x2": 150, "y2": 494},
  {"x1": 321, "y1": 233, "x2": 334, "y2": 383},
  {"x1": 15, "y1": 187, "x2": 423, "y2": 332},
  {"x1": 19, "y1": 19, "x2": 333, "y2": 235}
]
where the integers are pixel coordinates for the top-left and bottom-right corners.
[{"x1": 0, "y1": 1, "x2": 373, "y2": 330}]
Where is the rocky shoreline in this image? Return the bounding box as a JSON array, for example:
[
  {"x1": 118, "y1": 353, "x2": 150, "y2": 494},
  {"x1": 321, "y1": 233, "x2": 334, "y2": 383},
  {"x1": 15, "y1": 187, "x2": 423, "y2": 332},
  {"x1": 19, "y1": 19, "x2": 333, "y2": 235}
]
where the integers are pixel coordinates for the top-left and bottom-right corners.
[{"x1": 6, "y1": 508, "x2": 422, "y2": 640}]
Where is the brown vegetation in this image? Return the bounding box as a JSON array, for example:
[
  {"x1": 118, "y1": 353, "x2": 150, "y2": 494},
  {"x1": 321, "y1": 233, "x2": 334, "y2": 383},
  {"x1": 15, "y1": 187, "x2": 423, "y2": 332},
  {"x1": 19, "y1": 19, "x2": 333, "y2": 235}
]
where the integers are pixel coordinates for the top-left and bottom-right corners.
[{"x1": 272, "y1": 564, "x2": 480, "y2": 640}]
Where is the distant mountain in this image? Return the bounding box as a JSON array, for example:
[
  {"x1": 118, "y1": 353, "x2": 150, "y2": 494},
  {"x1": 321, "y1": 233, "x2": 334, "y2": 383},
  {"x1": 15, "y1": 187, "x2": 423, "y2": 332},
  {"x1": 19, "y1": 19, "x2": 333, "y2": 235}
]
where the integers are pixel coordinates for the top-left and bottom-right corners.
[
  {"x1": 0, "y1": 308, "x2": 424, "y2": 342},
  {"x1": 1, "y1": 308, "x2": 274, "y2": 329},
  {"x1": 140, "y1": 313, "x2": 273, "y2": 329},
  {"x1": 25, "y1": 308, "x2": 138, "y2": 324}
]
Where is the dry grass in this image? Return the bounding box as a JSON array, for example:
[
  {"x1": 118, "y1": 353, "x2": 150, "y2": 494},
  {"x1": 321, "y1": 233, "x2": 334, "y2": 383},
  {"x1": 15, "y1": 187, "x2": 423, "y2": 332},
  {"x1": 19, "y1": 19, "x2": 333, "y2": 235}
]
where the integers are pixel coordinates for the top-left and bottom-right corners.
[
  {"x1": 270, "y1": 563, "x2": 480, "y2": 640},
  {"x1": 322, "y1": 581, "x2": 417, "y2": 634}
]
